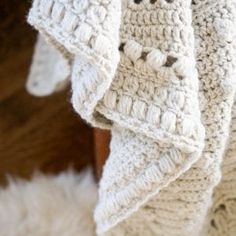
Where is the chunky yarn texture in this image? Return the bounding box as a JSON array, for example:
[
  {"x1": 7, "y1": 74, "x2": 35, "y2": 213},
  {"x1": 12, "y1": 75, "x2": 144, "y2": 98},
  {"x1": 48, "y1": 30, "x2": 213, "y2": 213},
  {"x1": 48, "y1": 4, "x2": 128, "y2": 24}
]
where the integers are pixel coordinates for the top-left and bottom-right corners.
[{"x1": 27, "y1": 0, "x2": 236, "y2": 235}]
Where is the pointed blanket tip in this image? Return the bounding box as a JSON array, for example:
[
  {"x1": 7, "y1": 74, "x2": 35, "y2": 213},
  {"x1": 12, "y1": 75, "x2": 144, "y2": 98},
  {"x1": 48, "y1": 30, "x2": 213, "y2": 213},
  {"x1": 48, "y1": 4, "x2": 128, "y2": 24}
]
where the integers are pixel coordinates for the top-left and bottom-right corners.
[
  {"x1": 94, "y1": 124, "x2": 204, "y2": 234},
  {"x1": 27, "y1": 0, "x2": 121, "y2": 123}
]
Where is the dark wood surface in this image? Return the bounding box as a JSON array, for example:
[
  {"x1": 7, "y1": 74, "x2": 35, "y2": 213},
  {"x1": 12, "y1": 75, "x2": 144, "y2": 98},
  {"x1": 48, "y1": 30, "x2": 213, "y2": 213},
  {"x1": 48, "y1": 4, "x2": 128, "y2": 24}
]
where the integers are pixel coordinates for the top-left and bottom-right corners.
[
  {"x1": 94, "y1": 129, "x2": 110, "y2": 179},
  {"x1": 0, "y1": 1, "x2": 94, "y2": 185}
]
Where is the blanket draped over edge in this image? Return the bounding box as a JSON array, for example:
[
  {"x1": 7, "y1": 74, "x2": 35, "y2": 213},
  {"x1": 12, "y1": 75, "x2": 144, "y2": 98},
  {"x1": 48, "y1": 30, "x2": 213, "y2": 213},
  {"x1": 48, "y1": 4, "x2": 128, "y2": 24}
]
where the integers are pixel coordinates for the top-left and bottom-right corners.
[{"x1": 27, "y1": 0, "x2": 236, "y2": 235}]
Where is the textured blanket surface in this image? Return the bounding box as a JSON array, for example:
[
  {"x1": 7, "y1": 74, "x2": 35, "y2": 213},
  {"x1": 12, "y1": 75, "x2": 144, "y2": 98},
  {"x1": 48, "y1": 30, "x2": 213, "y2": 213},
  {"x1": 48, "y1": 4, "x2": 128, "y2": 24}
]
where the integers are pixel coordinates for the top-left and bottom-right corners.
[{"x1": 26, "y1": 0, "x2": 236, "y2": 235}]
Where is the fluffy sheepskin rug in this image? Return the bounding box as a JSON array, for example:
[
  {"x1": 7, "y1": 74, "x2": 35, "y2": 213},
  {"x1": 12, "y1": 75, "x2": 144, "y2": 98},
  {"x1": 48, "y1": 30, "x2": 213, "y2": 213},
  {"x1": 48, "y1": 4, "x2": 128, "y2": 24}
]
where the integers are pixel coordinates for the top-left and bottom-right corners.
[{"x1": 0, "y1": 168, "x2": 97, "y2": 236}]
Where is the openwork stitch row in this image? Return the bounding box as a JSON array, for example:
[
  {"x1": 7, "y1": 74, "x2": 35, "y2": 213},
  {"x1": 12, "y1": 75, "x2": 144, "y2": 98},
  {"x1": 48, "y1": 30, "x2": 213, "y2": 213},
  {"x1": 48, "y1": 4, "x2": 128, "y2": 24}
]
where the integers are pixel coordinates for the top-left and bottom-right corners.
[
  {"x1": 71, "y1": 48, "x2": 198, "y2": 131},
  {"x1": 134, "y1": 0, "x2": 174, "y2": 4},
  {"x1": 118, "y1": 50, "x2": 180, "y2": 78},
  {"x1": 118, "y1": 40, "x2": 196, "y2": 81},
  {"x1": 103, "y1": 90, "x2": 201, "y2": 140},
  {"x1": 35, "y1": 0, "x2": 115, "y2": 59}
]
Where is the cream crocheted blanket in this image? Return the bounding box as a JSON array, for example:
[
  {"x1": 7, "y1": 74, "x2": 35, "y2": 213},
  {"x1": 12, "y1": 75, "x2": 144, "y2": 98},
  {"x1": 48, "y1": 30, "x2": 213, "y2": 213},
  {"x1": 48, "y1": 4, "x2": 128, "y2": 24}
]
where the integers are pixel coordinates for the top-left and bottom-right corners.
[{"x1": 27, "y1": 0, "x2": 236, "y2": 235}]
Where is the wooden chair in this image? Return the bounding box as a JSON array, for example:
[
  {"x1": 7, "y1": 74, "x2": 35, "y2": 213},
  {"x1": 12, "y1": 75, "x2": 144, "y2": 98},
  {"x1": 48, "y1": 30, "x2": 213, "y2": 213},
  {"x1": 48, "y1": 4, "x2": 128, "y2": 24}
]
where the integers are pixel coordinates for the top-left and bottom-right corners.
[{"x1": 93, "y1": 129, "x2": 110, "y2": 179}]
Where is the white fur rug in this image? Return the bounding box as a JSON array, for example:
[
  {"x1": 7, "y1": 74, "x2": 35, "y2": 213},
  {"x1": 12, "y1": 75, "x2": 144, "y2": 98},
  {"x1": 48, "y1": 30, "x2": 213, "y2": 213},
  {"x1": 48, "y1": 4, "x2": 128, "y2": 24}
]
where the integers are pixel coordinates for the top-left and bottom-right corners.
[{"x1": 0, "y1": 168, "x2": 97, "y2": 236}]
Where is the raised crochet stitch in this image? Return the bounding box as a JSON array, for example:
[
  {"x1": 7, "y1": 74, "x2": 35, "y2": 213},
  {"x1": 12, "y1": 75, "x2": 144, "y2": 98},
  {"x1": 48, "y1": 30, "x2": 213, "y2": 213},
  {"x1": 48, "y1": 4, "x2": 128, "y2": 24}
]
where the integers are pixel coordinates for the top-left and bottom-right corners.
[
  {"x1": 27, "y1": 0, "x2": 236, "y2": 235},
  {"x1": 94, "y1": 1, "x2": 205, "y2": 232}
]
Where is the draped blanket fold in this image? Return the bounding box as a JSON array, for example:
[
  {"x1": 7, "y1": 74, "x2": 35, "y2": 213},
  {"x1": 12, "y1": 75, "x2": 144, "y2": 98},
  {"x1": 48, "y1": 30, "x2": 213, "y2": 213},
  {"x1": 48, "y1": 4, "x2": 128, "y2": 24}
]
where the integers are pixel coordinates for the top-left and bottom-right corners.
[{"x1": 27, "y1": 0, "x2": 236, "y2": 235}]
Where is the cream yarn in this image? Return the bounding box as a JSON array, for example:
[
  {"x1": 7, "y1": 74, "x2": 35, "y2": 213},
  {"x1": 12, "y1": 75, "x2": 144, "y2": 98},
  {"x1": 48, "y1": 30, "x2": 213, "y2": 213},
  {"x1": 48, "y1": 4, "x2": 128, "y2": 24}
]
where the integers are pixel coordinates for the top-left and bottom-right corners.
[
  {"x1": 202, "y1": 100, "x2": 236, "y2": 236},
  {"x1": 94, "y1": 1, "x2": 205, "y2": 233},
  {"x1": 99, "y1": 1, "x2": 236, "y2": 234},
  {"x1": 27, "y1": 0, "x2": 236, "y2": 235},
  {"x1": 27, "y1": 35, "x2": 70, "y2": 96},
  {"x1": 28, "y1": 0, "x2": 121, "y2": 125}
]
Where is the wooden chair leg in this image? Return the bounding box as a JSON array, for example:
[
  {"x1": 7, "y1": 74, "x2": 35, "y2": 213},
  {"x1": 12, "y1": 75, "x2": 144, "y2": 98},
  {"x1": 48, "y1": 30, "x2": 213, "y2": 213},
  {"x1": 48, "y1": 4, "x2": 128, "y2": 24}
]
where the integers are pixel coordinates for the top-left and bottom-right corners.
[{"x1": 93, "y1": 128, "x2": 110, "y2": 180}]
